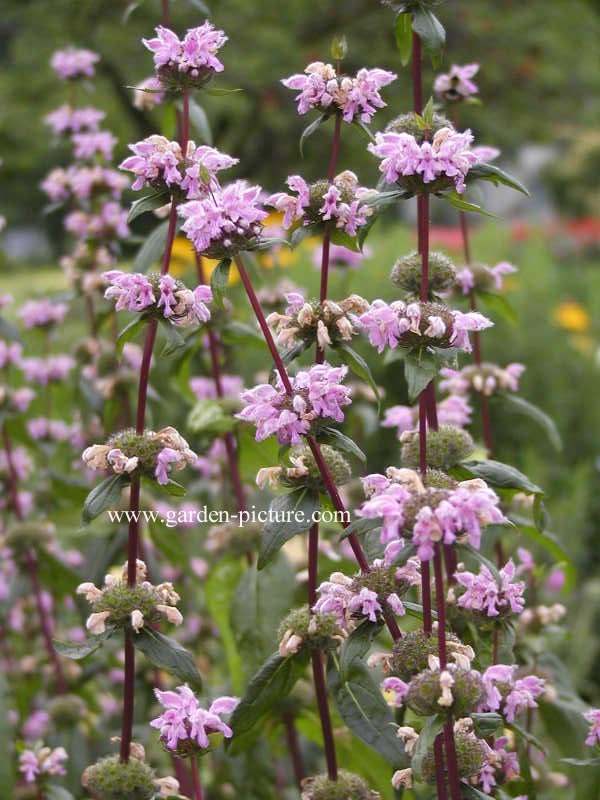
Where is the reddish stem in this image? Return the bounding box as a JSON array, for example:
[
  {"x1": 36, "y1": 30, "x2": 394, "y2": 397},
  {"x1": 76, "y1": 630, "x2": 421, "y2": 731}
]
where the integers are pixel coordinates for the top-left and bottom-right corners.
[
  {"x1": 308, "y1": 523, "x2": 319, "y2": 609},
  {"x1": 135, "y1": 319, "x2": 158, "y2": 435},
  {"x1": 492, "y1": 625, "x2": 499, "y2": 665},
  {"x1": 180, "y1": 91, "x2": 190, "y2": 157},
  {"x1": 191, "y1": 757, "x2": 204, "y2": 800},
  {"x1": 312, "y1": 652, "x2": 338, "y2": 781},
  {"x1": 284, "y1": 712, "x2": 305, "y2": 787},
  {"x1": 161, "y1": 0, "x2": 170, "y2": 25},
  {"x1": 2, "y1": 425, "x2": 67, "y2": 692}
]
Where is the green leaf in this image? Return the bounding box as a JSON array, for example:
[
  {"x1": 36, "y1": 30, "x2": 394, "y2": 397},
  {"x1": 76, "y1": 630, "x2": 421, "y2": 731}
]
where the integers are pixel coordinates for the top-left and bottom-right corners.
[
  {"x1": 339, "y1": 620, "x2": 383, "y2": 680},
  {"x1": 282, "y1": 338, "x2": 312, "y2": 365},
  {"x1": 205, "y1": 558, "x2": 245, "y2": 693},
  {"x1": 80, "y1": 473, "x2": 130, "y2": 528},
  {"x1": 477, "y1": 290, "x2": 518, "y2": 326},
  {"x1": 411, "y1": 8, "x2": 445, "y2": 60},
  {"x1": 133, "y1": 219, "x2": 170, "y2": 273},
  {"x1": 210, "y1": 257, "x2": 232, "y2": 309},
  {"x1": 458, "y1": 543, "x2": 503, "y2": 585},
  {"x1": 319, "y1": 426, "x2": 366, "y2": 463},
  {"x1": 339, "y1": 515, "x2": 381, "y2": 541},
  {"x1": 411, "y1": 714, "x2": 445, "y2": 779},
  {"x1": 299, "y1": 113, "x2": 329, "y2": 156},
  {"x1": 499, "y1": 393, "x2": 562, "y2": 451},
  {"x1": 351, "y1": 118, "x2": 375, "y2": 142},
  {"x1": 203, "y1": 87, "x2": 243, "y2": 97},
  {"x1": 337, "y1": 344, "x2": 381, "y2": 409},
  {"x1": 329, "y1": 227, "x2": 360, "y2": 251},
  {"x1": 0, "y1": 315, "x2": 21, "y2": 342},
  {"x1": 159, "y1": 321, "x2": 187, "y2": 358},
  {"x1": 228, "y1": 652, "x2": 309, "y2": 754},
  {"x1": 459, "y1": 459, "x2": 544, "y2": 496},
  {"x1": 36, "y1": 549, "x2": 81, "y2": 598},
  {"x1": 562, "y1": 758, "x2": 600, "y2": 767},
  {"x1": 507, "y1": 720, "x2": 547, "y2": 755},
  {"x1": 127, "y1": 191, "x2": 169, "y2": 224},
  {"x1": 404, "y1": 348, "x2": 439, "y2": 402},
  {"x1": 186, "y1": 0, "x2": 210, "y2": 11},
  {"x1": 188, "y1": 398, "x2": 237, "y2": 435},
  {"x1": 258, "y1": 490, "x2": 320, "y2": 570},
  {"x1": 53, "y1": 630, "x2": 114, "y2": 660},
  {"x1": 160, "y1": 479, "x2": 186, "y2": 497},
  {"x1": 134, "y1": 628, "x2": 202, "y2": 689},
  {"x1": 116, "y1": 316, "x2": 147, "y2": 356},
  {"x1": 461, "y1": 786, "x2": 496, "y2": 800},
  {"x1": 290, "y1": 223, "x2": 318, "y2": 249},
  {"x1": 471, "y1": 712, "x2": 503, "y2": 738},
  {"x1": 231, "y1": 556, "x2": 297, "y2": 669},
  {"x1": 468, "y1": 162, "x2": 530, "y2": 196},
  {"x1": 509, "y1": 515, "x2": 576, "y2": 592},
  {"x1": 327, "y1": 654, "x2": 408, "y2": 767},
  {"x1": 394, "y1": 12, "x2": 413, "y2": 65},
  {"x1": 46, "y1": 788, "x2": 76, "y2": 800},
  {"x1": 188, "y1": 97, "x2": 212, "y2": 144},
  {"x1": 441, "y1": 191, "x2": 494, "y2": 217},
  {"x1": 330, "y1": 35, "x2": 348, "y2": 61}
]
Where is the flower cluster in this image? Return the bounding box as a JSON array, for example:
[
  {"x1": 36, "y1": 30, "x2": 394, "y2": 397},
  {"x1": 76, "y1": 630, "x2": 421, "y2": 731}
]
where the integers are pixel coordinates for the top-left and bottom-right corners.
[
  {"x1": 179, "y1": 180, "x2": 268, "y2": 258},
  {"x1": 50, "y1": 47, "x2": 99, "y2": 80},
  {"x1": 17, "y1": 299, "x2": 69, "y2": 329},
  {"x1": 478, "y1": 736, "x2": 520, "y2": 794},
  {"x1": 120, "y1": 136, "x2": 237, "y2": 196},
  {"x1": 267, "y1": 171, "x2": 375, "y2": 234},
  {"x1": 20, "y1": 355, "x2": 75, "y2": 386},
  {"x1": 480, "y1": 664, "x2": 545, "y2": 722},
  {"x1": 41, "y1": 165, "x2": 128, "y2": 203},
  {"x1": 82, "y1": 426, "x2": 197, "y2": 485},
  {"x1": 440, "y1": 362, "x2": 526, "y2": 397},
  {"x1": 278, "y1": 606, "x2": 345, "y2": 657},
  {"x1": 77, "y1": 559, "x2": 183, "y2": 634},
  {"x1": 382, "y1": 394, "x2": 473, "y2": 437},
  {"x1": 453, "y1": 559, "x2": 526, "y2": 618},
  {"x1": 267, "y1": 291, "x2": 368, "y2": 350},
  {"x1": 19, "y1": 744, "x2": 68, "y2": 783},
  {"x1": 282, "y1": 61, "x2": 396, "y2": 122},
  {"x1": 143, "y1": 23, "x2": 228, "y2": 90},
  {"x1": 256, "y1": 444, "x2": 351, "y2": 494},
  {"x1": 369, "y1": 125, "x2": 478, "y2": 194},
  {"x1": 456, "y1": 260, "x2": 517, "y2": 295},
  {"x1": 102, "y1": 270, "x2": 212, "y2": 326},
  {"x1": 314, "y1": 559, "x2": 421, "y2": 628},
  {"x1": 358, "y1": 299, "x2": 493, "y2": 353},
  {"x1": 72, "y1": 131, "x2": 117, "y2": 162},
  {"x1": 584, "y1": 709, "x2": 600, "y2": 747},
  {"x1": 434, "y1": 63, "x2": 480, "y2": 101},
  {"x1": 150, "y1": 684, "x2": 238, "y2": 755},
  {"x1": 64, "y1": 202, "x2": 129, "y2": 242},
  {"x1": 44, "y1": 105, "x2": 105, "y2": 135},
  {"x1": 237, "y1": 363, "x2": 352, "y2": 445},
  {"x1": 357, "y1": 467, "x2": 505, "y2": 561}
]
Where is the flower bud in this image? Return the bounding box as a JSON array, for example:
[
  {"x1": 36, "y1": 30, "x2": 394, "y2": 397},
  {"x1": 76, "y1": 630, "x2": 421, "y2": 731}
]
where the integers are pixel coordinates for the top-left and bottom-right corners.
[
  {"x1": 406, "y1": 666, "x2": 484, "y2": 717},
  {"x1": 401, "y1": 424, "x2": 474, "y2": 471},
  {"x1": 421, "y1": 728, "x2": 486, "y2": 784},
  {"x1": 301, "y1": 769, "x2": 381, "y2": 800},
  {"x1": 391, "y1": 250, "x2": 457, "y2": 298},
  {"x1": 47, "y1": 694, "x2": 87, "y2": 729},
  {"x1": 277, "y1": 606, "x2": 344, "y2": 658},
  {"x1": 83, "y1": 754, "x2": 156, "y2": 800}
]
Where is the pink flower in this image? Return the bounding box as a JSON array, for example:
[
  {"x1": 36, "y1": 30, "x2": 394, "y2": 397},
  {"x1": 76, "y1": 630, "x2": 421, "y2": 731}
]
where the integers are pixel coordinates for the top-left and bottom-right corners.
[
  {"x1": 143, "y1": 23, "x2": 227, "y2": 78},
  {"x1": 179, "y1": 181, "x2": 267, "y2": 257},
  {"x1": 17, "y1": 299, "x2": 68, "y2": 328},
  {"x1": 434, "y1": 63, "x2": 479, "y2": 100},
  {"x1": 282, "y1": 62, "x2": 396, "y2": 123},
  {"x1": 19, "y1": 745, "x2": 68, "y2": 783},
  {"x1": 50, "y1": 48, "x2": 99, "y2": 80},
  {"x1": 381, "y1": 405, "x2": 415, "y2": 437},
  {"x1": 20, "y1": 355, "x2": 75, "y2": 385},
  {"x1": 449, "y1": 310, "x2": 493, "y2": 352},
  {"x1": 237, "y1": 363, "x2": 351, "y2": 446},
  {"x1": 584, "y1": 709, "x2": 600, "y2": 747},
  {"x1": 190, "y1": 374, "x2": 243, "y2": 401},
  {"x1": 103, "y1": 271, "x2": 155, "y2": 312},
  {"x1": 382, "y1": 677, "x2": 409, "y2": 706},
  {"x1": 438, "y1": 394, "x2": 473, "y2": 428},
  {"x1": 456, "y1": 559, "x2": 525, "y2": 617},
  {"x1": 72, "y1": 131, "x2": 117, "y2": 161},
  {"x1": 133, "y1": 77, "x2": 165, "y2": 110},
  {"x1": 44, "y1": 105, "x2": 105, "y2": 135},
  {"x1": 480, "y1": 665, "x2": 545, "y2": 722},
  {"x1": 150, "y1": 684, "x2": 238, "y2": 751},
  {"x1": 155, "y1": 447, "x2": 182, "y2": 485},
  {"x1": 0, "y1": 340, "x2": 23, "y2": 368}
]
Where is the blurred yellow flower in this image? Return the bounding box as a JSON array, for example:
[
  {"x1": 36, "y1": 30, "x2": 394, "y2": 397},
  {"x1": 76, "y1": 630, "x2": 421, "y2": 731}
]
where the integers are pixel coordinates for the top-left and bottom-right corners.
[
  {"x1": 168, "y1": 236, "x2": 239, "y2": 284},
  {"x1": 553, "y1": 301, "x2": 591, "y2": 333}
]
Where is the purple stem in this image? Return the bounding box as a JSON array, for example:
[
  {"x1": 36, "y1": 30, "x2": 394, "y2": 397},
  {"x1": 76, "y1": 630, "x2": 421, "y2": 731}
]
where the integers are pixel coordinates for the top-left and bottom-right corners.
[
  {"x1": 2, "y1": 424, "x2": 67, "y2": 692},
  {"x1": 191, "y1": 756, "x2": 204, "y2": 800},
  {"x1": 312, "y1": 652, "x2": 337, "y2": 781},
  {"x1": 284, "y1": 711, "x2": 305, "y2": 788}
]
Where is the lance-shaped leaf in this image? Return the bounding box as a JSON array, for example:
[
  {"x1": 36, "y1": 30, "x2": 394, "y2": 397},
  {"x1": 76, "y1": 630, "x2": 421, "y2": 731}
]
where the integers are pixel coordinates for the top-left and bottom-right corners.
[
  {"x1": 53, "y1": 629, "x2": 115, "y2": 660},
  {"x1": 339, "y1": 620, "x2": 383, "y2": 680},
  {"x1": 468, "y1": 162, "x2": 530, "y2": 196},
  {"x1": 205, "y1": 557, "x2": 245, "y2": 693},
  {"x1": 477, "y1": 290, "x2": 518, "y2": 326},
  {"x1": 441, "y1": 191, "x2": 494, "y2": 217},
  {"x1": 471, "y1": 712, "x2": 504, "y2": 738},
  {"x1": 116, "y1": 316, "x2": 148, "y2": 357},
  {"x1": 133, "y1": 219, "x2": 170, "y2": 273},
  {"x1": 80, "y1": 473, "x2": 130, "y2": 528},
  {"x1": 127, "y1": 191, "x2": 170, "y2": 224},
  {"x1": 339, "y1": 515, "x2": 382, "y2": 542},
  {"x1": 394, "y1": 12, "x2": 413, "y2": 65},
  {"x1": 327, "y1": 654, "x2": 408, "y2": 767},
  {"x1": 319, "y1": 426, "x2": 366, "y2": 463},
  {"x1": 258, "y1": 489, "x2": 320, "y2": 570},
  {"x1": 498, "y1": 393, "x2": 562, "y2": 451},
  {"x1": 458, "y1": 459, "x2": 543, "y2": 496},
  {"x1": 133, "y1": 628, "x2": 202, "y2": 690},
  {"x1": 404, "y1": 348, "x2": 439, "y2": 402},
  {"x1": 299, "y1": 113, "x2": 329, "y2": 156},
  {"x1": 210, "y1": 257, "x2": 232, "y2": 309},
  {"x1": 411, "y1": 714, "x2": 445, "y2": 779},
  {"x1": 188, "y1": 97, "x2": 212, "y2": 144},
  {"x1": 411, "y1": 8, "x2": 445, "y2": 65},
  {"x1": 336, "y1": 344, "x2": 381, "y2": 410},
  {"x1": 227, "y1": 651, "x2": 309, "y2": 755}
]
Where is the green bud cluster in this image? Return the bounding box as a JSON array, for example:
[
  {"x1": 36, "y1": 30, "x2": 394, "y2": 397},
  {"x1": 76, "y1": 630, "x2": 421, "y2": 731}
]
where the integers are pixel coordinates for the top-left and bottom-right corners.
[
  {"x1": 350, "y1": 564, "x2": 413, "y2": 607},
  {"x1": 421, "y1": 729, "x2": 486, "y2": 785},
  {"x1": 398, "y1": 301, "x2": 456, "y2": 349},
  {"x1": 391, "y1": 250, "x2": 457, "y2": 297},
  {"x1": 95, "y1": 583, "x2": 163, "y2": 629},
  {"x1": 386, "y1": 111, "x2": 453, "y2": 143},
  {"x1": 83, "y1": 755, "x2": 156, "y2": 800},
  {"x1": 401, "y1": 425, "x2": 474, "y2": 470},
  {"x1": 406, "y1": 667, "x2": 484, "y2": 717},
  {"x1": 278, "y1": 605, "x2": 344, "y2": 656},
  {"x1": 301, "y1": 769, "x2": 381, "y2": 800},
  {"x1": 281, "y1": 445, "x2": 352, "y2": 493},
  {"x1": 389, "y1": 630, "x2": 461, "y2": 681},
  {"x1": 5, "y1": 521, "x2": 54, "y2": 555},
  {"x1": 107, "y1": 429, "x2": 162, "y2": 473},
  {"x1": 47, "y1": 693, "x2": 87, "y2": 728}
]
